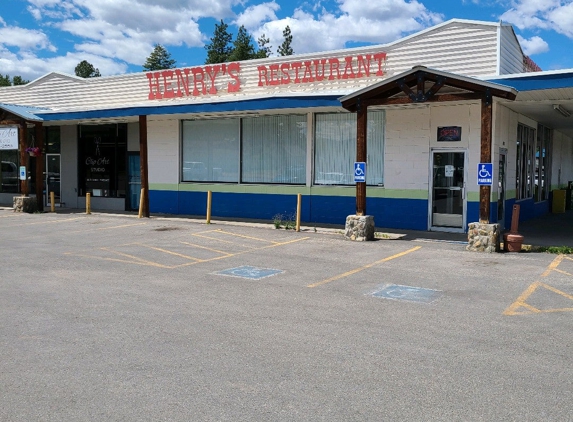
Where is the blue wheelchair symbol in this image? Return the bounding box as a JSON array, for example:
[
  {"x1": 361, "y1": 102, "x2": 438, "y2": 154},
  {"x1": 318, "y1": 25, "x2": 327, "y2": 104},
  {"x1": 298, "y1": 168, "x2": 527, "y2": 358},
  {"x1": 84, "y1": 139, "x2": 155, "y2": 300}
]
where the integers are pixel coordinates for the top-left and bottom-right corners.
[
  {"x1": 354, "y1": 162, "x2": 366, "y2": 182},
  {"x1": 477, "y1": 163, "x2": 493, "y2": 185},
  {"x1": 478, "y1": 164, "x2": 492, "y2": 178}
]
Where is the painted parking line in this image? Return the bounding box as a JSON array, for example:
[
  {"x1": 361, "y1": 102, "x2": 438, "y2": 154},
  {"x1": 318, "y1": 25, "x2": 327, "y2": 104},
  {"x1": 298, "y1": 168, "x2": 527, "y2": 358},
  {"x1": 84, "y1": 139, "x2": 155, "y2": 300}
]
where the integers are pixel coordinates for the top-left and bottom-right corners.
[
  {"x1": 64, "y1": 230, "x2": 310, "y2": 269},
  {"x1": 307, "y1": 246, "x2": 422, "y2": 288},
  {"x1": 67, "y1": 222, "x2": 148, "y2": 233},
  {"x1": 504, "y1": 254, "x2": 573, "y2": 316},
  {"x1": 2, "y1": 216, "x2": 83, "y2": 227}
]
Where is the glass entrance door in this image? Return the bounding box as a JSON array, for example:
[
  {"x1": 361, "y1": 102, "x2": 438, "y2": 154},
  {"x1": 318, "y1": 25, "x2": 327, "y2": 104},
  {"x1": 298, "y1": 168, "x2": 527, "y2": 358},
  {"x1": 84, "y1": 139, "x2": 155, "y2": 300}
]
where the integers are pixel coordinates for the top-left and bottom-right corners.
[
  {"x1": 127, "y1": 153, "x2": 141, "y2": 211},
  {"x1": 498, "y1": 148, "x2": 507, "y2": 230},
  {"x1": 431, "y1": 150, "x2": 466, "y2": 231},
  {"x1": 46, "y1": 154, "x2": 61, "y2": 206}
]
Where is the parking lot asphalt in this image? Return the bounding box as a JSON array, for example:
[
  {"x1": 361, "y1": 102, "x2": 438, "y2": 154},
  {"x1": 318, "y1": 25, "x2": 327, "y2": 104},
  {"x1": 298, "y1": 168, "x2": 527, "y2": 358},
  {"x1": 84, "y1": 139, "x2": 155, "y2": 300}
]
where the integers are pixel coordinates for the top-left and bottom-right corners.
[{"x1": 1, "y1": 210, "x2": 572, "y2": 421}]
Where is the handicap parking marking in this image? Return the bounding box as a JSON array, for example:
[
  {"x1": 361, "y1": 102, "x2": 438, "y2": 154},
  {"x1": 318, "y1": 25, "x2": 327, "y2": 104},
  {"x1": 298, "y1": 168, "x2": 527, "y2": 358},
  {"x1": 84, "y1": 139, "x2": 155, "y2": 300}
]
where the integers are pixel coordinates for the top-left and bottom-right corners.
[
  {"x1": 307, "y1": 246, "x2": 422, "y2": 288},
  {"x1": 215, "y1": 265, "x2": 284, "y2": 280},
  {"x1": 369, "y1": 284, "x2": 442, "y2": 303},
  {"x1": 504, "y1": 254, "x2": 573, "y2": 316}
]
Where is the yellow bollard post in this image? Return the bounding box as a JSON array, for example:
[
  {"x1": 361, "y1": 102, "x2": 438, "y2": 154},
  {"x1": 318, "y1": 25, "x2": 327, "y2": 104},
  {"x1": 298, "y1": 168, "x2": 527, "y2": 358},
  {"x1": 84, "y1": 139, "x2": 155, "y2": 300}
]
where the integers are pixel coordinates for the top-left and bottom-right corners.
[
  {"x1": 206, "y1": 191, "x2": 212, "y2": 224},
  {"x1": 138, "y1": 188, "x2": 145, "y2": 218},
  {"x1": 50, "y1": 191, "x2": 55, "y2": 213},
  {"x1": 86, "y1": 192, "x2": 91, "y2": 215},
  {"x1": 296, "y1": 193, "x2": 302, "y2": 232}
]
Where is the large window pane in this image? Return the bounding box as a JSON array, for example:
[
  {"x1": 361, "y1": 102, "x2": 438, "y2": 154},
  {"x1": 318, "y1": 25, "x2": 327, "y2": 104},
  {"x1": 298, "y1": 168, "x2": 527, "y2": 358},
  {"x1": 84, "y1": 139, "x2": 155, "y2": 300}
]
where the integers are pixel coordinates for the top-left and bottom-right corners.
[
  {"x1": 182, "y1": 119, "x2": 239, "y2": 182},
  {"x1": 314, "y1": 111, "x2": 384, "y2": 186},
  {"x1": 0, "y1": 150, "x2": 19, "y2": 193},
  {"x1": 516, "y1": 123, "x2": 536, "y2": 200},
  {"x1": 78, "y1": 124, "x2": 127, "y2": 198},
  {"x1": 242, "y1": 115, "x2": 307, "y2": 184}
]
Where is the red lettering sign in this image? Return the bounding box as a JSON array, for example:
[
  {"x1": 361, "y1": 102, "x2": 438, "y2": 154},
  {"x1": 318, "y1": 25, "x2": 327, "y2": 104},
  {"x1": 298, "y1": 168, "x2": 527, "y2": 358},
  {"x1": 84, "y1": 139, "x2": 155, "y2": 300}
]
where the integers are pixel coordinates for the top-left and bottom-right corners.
[
  {"x1": 147, "y1": 62, "x2": 242, "y2": 100},
  {"x1": 147, "y1": 52, "x2": 388, "y2": 101}
]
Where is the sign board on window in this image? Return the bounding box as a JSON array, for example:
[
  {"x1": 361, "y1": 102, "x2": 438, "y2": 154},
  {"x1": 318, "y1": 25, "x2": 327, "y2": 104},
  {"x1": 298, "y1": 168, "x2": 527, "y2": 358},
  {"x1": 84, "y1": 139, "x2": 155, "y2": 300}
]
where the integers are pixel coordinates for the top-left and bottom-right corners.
[
  {"x1": 445, "y1": 165, "x2": 454, "y2": 177},
  {"x1": 0, "y1": 127, "x2": 19, "y2": 150},
  {"x1": 437, "y1": 126, "x2": 461, "y2": 142}
]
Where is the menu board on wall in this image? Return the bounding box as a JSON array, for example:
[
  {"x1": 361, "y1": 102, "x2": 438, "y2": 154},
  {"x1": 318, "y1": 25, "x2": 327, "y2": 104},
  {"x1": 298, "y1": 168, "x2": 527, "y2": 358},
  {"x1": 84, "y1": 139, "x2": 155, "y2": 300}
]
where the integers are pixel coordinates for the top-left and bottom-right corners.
[{"x1": 0, "y1": 127, "x2": 18, "y2": 150}]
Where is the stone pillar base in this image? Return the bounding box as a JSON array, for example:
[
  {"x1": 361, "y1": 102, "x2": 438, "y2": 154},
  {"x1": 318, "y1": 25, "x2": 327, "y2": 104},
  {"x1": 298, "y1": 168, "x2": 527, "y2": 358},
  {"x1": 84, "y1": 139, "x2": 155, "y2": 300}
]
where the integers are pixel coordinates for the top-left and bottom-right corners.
[
  {"x1": 13, "y1": 196, "x2": 38, "y2": 213},
  {"x1": 466, "y1": 222, "x2": 500, "y2": 253},
  {"x1": 345, "y1": 215, "x2": 375, "y2": 241}
]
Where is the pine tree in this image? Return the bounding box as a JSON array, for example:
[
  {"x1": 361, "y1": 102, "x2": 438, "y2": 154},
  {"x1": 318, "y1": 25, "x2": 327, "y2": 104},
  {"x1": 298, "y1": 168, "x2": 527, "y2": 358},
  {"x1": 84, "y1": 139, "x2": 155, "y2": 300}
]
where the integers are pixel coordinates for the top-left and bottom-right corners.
[
  {"x1": 12, "y1": 76, "x2": 30, "y2": 85},
  {"x1": 0, "y1": 75, "x2": 11, "y2": 86},
  {"x1": 277, "y1": 25, "x2": 294, "y2": 56},
  {"x1": 254, "y1": 34, "x2": 272, "y2": 59},
  {"x1": 75, "y1": 60, "x2": 101, "y2": 78},
  {"x1": 205, "y1": 20, "x2": 233, "y2": 64},
  {"x1": 142, "y1": 44, "x2": 176, "y2": 71},
  {"x1": 228, "y1": 26, "x2": 256, "y2": 62}
]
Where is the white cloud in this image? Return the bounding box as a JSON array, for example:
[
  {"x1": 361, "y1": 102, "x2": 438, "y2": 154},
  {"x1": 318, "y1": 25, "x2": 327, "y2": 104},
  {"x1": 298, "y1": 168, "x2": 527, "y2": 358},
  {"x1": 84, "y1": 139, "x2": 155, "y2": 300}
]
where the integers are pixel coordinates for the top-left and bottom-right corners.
[
  {"x1": 253, "y1": 0, "x2": 443, "y2": 55},
  {"x1": 500, "y1": 0, "x2": 573, "y2": 39},
  {"x1": 517, "y1": 34, "x2": 549, "y2": 55},
  {"x1": 0, "y1": 26, "x2": 55, "y2": 51},
  {"x1": 234, "y1": 2, "x2": 280, "y2": 30},
  {"x1": 2, "y1": 0, "x2": 447, "y2": 80},
  {"x1": 27, "y1": 6, "x2": 43, "y2": 21}
]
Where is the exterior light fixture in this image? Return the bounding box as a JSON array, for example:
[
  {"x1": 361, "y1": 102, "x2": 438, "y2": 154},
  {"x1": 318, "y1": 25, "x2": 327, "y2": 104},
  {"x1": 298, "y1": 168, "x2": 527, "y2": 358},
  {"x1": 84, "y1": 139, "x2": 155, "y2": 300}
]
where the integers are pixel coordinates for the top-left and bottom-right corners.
[{"x1": 553, "y1": 104, "x2": 571, "y2": 117}]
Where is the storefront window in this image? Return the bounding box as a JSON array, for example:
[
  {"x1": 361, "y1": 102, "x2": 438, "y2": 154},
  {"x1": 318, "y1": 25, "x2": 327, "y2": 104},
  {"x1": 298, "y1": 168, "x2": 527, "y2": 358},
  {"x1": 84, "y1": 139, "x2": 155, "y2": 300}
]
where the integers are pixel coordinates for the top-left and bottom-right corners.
[
  {"x1": 182, "y1": 119, "x2": 240, "y2": 182},
  {"x1": 0, "y1": 150, "x2": 19, "y2": 193},
  {"x1": 516, "y1": 123, "x2": 536, "y2": 200},
  {"x1": 314, "y1": 110, "x2": 385, "y2": 186},
  {"x1": 78, "y1": 124, "x2": 127, "y2": 198},
  {"x1": 535, "y1": 124, "x2": 552, "y2": 202},
  {"x1": 242, "y1": 115, "x2": 307, "y2": 184},
  {"x1": 45, "y1": 126, "x2": 61, "y2": 153}
]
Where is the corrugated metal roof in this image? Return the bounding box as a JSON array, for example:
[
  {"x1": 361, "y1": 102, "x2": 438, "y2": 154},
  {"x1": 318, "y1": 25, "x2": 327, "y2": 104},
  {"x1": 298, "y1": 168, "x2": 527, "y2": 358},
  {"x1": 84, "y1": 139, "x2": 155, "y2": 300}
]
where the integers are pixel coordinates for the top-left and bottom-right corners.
[{"x1": 0, "y1": 103, "x2": 49, "y2": 121}]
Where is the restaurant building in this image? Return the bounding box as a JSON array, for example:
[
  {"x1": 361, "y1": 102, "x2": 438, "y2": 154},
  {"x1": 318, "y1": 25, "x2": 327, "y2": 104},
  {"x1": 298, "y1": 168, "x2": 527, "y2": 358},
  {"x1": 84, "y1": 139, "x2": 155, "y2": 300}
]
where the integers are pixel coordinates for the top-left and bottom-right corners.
[{"x1": 0, "y1": 18, "x2": 572, "y2": 232}]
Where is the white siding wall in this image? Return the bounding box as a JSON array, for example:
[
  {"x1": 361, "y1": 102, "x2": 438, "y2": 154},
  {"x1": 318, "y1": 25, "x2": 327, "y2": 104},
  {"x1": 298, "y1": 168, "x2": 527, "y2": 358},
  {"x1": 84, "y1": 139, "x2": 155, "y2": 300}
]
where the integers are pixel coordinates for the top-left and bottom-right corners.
[
  {"x1": 493, "y1": 103, "x2": 519, "y2": 199},
  {"x1": 499, "y1": 25, "x2": 524, "y2": 75},
  {"x1": 384, "y1": 106, "x2": 431, "y2": 190},
  {"x1": 552, "y1": 131, "x2": 573, "y2": 189},
  {"x1": 384, "y1": 102, "x2": 480, "y2": 192},
  {"x1": 388, "y1": 22, "x2": 499, "y2": 77},
  {"x1": 148, "y1": 119, "x2": 179, "y2": 184}
]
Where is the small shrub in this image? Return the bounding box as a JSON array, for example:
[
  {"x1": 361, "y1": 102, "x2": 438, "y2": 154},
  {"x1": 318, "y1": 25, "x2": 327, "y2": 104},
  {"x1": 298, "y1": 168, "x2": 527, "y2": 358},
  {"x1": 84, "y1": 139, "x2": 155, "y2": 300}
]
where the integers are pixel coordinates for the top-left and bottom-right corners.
[
  {"x1": 272, "y1": 213, "x2": 283, "y2": 229},
  {"x1": 283, "y1": 213, "x2": 296, "y2": 230},
  {"x1": 536, "y1": 245, "x2": 573, "y2": 254}
]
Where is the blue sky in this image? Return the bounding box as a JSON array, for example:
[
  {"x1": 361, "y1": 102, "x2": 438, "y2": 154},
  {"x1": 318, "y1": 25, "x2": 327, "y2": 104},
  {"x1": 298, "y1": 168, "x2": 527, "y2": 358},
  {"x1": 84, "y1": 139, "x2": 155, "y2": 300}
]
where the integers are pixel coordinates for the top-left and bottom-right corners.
[{"x1": 1, "y1": 0, "x2": 572, "y2": 81}]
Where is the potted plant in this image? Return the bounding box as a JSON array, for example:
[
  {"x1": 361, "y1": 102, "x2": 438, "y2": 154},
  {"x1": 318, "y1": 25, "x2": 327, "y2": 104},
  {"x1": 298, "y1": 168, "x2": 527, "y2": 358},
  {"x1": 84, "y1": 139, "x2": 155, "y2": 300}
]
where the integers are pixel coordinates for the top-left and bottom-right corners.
[{"x1": 25, "y1": 147, "x2": 41, "y2": 157}]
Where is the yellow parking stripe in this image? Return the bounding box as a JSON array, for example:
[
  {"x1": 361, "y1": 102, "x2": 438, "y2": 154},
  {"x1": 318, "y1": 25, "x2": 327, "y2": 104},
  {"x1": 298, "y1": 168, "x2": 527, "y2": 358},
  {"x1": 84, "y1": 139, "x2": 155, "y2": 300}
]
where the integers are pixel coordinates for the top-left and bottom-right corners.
[
  {"x1": 135, "y1": 243, "x2": 204, "y2": 261},
  {"x1": 541, "y1": 254, "x2": 564, "y2": 277},
  {"x1": 179, "y1": 241, "x2": 232, "y2": 256},
  {"x1": 191, "y1": 233, "x2": 258, "y2": 248},
  {"x1": 307, "y1": 246, "x2": 422, "y2": 288},
  {"x1": 212, "y1": 229, "x2": 279, "y2": 244}
]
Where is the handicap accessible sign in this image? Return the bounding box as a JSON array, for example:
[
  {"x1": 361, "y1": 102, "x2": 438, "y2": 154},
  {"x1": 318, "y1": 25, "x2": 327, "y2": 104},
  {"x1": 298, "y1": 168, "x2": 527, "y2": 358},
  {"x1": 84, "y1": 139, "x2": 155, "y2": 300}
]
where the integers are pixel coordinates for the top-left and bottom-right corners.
[
  {"x1": 354, "y1": 162, "x2": 366, "y2": 183},
  {"x1": 477, "y1": 163, "x2": 493, "y2": 185}
]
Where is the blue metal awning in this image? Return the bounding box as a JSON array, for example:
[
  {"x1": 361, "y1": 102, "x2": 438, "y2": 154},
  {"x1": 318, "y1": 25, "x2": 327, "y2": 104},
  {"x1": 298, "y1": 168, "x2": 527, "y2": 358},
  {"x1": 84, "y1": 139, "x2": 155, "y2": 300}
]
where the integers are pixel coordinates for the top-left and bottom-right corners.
[{"x1": 0, "y1": 103, "x2": 48, "y2": 121}]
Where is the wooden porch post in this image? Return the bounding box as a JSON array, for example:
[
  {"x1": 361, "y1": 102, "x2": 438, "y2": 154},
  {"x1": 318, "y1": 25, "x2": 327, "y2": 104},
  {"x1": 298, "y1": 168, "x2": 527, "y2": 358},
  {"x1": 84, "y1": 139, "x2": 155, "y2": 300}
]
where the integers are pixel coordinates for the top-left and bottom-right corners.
[
  {"x1": 19, "y1": 122, "x2": 28, "y2": 196},
  {"x1": 356, "y1": 104, "x2": 367, "y2": 216},
  {"x1": 139, "y1": 115, "x2": 150, "y2": 218},
  {"x1": 479, "y1": 97, "x2": 493, "y2": 223},
  {"x1": 35, "y1": 122, "x2": 44, "y2": 211}
]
